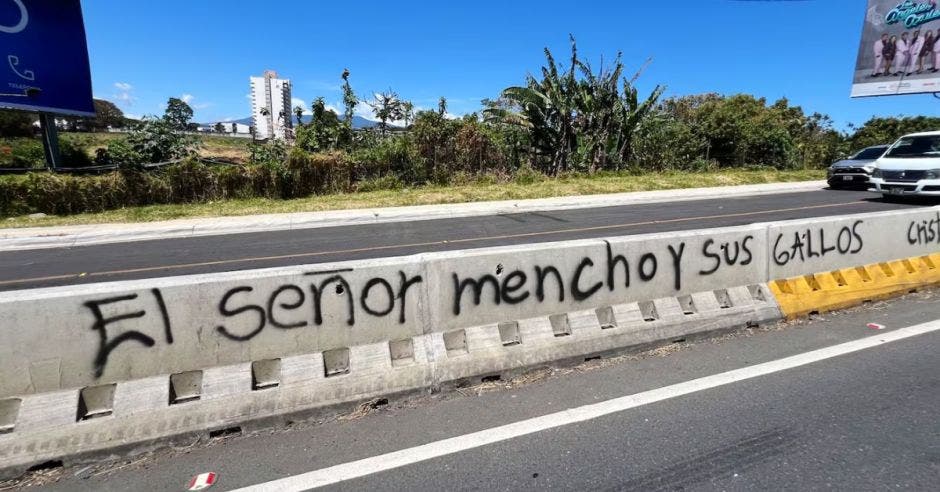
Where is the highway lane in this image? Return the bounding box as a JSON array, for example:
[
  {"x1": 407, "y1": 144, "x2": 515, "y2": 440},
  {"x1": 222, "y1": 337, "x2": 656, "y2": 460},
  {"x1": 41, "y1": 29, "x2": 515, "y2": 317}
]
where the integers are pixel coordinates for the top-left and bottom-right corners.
[
  {"x1": 0, "y1": 189, "x2": 929, "y2": 291},
  {"x1": 21, "y1": 289, "x2": 940, "y2": 491}
]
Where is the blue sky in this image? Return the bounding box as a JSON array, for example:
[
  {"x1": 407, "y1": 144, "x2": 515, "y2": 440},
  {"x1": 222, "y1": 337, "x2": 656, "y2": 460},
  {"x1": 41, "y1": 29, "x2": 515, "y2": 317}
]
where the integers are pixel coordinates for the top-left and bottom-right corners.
[{"x1": 81, "y1": 0, "x2": 936, "y2": 128}]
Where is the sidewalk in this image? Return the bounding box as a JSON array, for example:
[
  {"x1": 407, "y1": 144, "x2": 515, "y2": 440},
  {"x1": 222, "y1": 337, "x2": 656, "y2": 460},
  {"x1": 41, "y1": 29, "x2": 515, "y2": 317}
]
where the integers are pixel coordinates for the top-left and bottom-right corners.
[{"x1": 0, "y1": 180, "x2": 825, "y2": 251}]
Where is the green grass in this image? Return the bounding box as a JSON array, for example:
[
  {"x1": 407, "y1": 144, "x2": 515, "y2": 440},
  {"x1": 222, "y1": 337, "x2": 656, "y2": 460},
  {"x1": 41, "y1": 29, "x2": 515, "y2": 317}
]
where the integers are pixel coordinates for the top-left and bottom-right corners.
[
  {"x1": 1, "y1": 168, "x2": 824, "y2": 229},
  {"x1": 0, "y1": 132, "x2": 251, "y2": 168}
]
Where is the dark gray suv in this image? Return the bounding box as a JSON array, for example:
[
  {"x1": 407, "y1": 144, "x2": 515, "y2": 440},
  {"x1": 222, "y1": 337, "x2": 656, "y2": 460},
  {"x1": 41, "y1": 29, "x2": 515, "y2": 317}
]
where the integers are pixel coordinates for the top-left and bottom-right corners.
[{"x1": 827, "y1": 145, "x2": 888, "y2": 189}]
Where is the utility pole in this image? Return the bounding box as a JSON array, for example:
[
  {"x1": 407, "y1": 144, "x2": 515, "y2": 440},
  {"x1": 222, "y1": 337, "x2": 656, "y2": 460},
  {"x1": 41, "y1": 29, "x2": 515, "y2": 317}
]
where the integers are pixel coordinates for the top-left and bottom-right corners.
[{"x1": 39, "y1": 113, "x2": 61, "y2": 170}]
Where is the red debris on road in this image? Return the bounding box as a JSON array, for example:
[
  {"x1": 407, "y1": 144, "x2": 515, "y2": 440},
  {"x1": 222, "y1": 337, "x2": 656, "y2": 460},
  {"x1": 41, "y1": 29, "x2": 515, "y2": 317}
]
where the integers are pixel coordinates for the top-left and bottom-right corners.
[{"x1": 187, "y1": 472, "x2": 217, "y2": 490}]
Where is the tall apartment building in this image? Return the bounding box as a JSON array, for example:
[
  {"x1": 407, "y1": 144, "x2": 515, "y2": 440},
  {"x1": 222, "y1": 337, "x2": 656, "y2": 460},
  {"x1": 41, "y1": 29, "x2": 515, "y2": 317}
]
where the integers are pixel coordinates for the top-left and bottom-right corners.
[{"x1": 249, "y1": 70, "x2": 293, "y2": 140}]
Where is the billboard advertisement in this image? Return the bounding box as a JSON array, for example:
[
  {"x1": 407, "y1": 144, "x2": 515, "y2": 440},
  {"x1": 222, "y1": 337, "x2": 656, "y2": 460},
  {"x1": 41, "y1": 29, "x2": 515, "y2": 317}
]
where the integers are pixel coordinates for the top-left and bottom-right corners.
[
  {"x1": 0, "y1": 0, "x2": 95, "y2": 116},
  {"x1": 852, "y1": 0, "x2": 940, "y2": 97}
]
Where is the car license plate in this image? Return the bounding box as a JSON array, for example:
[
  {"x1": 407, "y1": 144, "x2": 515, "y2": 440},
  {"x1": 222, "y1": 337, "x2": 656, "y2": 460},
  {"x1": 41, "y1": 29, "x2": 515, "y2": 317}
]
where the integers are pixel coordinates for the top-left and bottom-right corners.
[
  {"x1": 889, "y1": 187, "x2": 904, "y2": 195},
  {"x1": 842, "y1": 175, "x2": 853, "y2": 181}
]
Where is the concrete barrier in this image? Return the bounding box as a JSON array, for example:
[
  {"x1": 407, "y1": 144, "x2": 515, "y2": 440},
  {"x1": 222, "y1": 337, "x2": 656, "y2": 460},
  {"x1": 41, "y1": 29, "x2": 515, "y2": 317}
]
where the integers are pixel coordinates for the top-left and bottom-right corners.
[{"x1": 1, "y1": 206, "x2": 938, "y2": 477}]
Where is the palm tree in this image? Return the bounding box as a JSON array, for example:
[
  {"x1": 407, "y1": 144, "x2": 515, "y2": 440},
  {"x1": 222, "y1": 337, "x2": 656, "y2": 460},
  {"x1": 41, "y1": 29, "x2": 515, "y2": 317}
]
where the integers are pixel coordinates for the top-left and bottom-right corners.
[
  {"x1": 402, "y1": 101, "x2": 415, "y2": 127},
  {"x1": 485, "y1": 36, "x2": 663, "y2": 173}
]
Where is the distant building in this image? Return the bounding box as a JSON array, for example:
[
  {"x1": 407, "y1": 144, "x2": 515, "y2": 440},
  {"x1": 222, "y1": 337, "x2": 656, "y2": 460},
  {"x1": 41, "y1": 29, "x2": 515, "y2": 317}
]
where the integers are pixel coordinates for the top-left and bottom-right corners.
[
  {"x1": 198, "y1": 122, "x2": 251, "y2": 135},
  {"x1": 250, "y1": 70, "x2": 292, "y2": 141}
]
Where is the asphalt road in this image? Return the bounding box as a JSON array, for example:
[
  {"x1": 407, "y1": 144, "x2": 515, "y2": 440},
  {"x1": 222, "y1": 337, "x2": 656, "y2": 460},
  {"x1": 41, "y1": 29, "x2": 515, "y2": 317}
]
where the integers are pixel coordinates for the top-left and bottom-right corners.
[
  {"x1": 0, "y1": 189, "x2": 929, "y2": 291},
  {"x1": 15, "y1": 289, "x2": 940, "y2": 491}
]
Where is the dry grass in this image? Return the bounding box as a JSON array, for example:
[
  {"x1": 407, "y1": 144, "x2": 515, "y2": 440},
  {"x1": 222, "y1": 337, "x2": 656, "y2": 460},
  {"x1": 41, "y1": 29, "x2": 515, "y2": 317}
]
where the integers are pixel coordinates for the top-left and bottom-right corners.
[{"x1": 1, "y1": 169, "x2": 823, "y2": 229}]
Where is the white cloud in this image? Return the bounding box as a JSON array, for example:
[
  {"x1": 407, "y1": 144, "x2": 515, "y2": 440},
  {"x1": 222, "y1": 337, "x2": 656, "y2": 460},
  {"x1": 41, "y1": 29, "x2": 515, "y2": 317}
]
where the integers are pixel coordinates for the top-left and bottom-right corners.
[
  {"x1": 112, "y1": 82, "x2": 136, "y2": 107},
  {"x1": 290, "y1": 97, "x2": 312, "y2": 115},
  {"x1": 179, "y1": 93, "x2": 211, "y2": 110}
]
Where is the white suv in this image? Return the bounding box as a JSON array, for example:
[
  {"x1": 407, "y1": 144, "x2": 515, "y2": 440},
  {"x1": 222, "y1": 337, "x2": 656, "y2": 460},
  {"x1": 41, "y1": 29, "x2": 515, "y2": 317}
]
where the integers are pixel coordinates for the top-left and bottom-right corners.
[{"x1": 869, "y1": 131, "x2": 940, "y2": 199}]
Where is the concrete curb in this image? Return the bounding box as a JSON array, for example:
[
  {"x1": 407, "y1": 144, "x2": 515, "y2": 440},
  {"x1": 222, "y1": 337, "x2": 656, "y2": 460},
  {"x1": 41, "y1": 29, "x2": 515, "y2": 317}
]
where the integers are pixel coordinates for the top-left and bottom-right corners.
[{"x1": 0, "y1": 180, "x2": 827, "y2": 251}]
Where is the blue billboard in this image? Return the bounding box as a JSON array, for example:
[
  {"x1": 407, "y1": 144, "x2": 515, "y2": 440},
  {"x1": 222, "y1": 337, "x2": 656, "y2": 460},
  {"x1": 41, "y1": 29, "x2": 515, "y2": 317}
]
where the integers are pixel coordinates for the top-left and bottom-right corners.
[{"x1": 0, "y1": 0, "x2": 95, "y2": 116}]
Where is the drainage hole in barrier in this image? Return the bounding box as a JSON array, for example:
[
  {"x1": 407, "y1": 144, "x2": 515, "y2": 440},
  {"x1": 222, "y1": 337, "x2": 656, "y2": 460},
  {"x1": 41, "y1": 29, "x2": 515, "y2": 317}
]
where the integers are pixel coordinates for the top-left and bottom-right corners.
[
  {"x1": 831, "y1": 271, "x2": 847, "y2": 287},
  {"x1": 747, "y1": 285, "x2": 767, "y2": 302},
  {"x1": 27, "y1": 460, "x2": 63, "y2": 473},
  {"x1": 672, "y1": 338, "x2": 686, "y2": 344},
  {"x1": 498, "y1": 321, "x2": 522, "y2": 346},
  {"x1": 677, "y1": 295, "x2": 697, "y2": 315},
  {"x1": 910, "y1": 288, "x2": 918, "y2": 294},
  {"x1": 0, "y1": 398, "x2": 21, "y2": 434},
  {"x1": 443, "y1": 329, "x2": 469, "y2": 356},
  {"x1": 323, "y1": 348, "x2": 351, "y2": 378},
  {"x1": 774, "y1": 279, "x2": 794, "y2": 295},
  {"x1": 809, "y1": 310, "x2": 821, "y2": 318},
  {"x1": 481, "y1": 375, "x2": 502, "y2": 383},
  {"x1": 549, "y1": 314, "x2": 572, "y2": 337},
  {"x1": 209, "y1": 426, "x2": 242, "y2": 439},
  {"x1": 251, "y1": 359, "x2": 281, "y2": 391},
  {"x1": 371, "y1": 398, "x2": 389, "y2": 409},
  {"x1": 584, "y1": 356, "x2": 602, "y2": 362},
  {"x1": 638, "y1": 301, "x2": 659, "y2": 322},
  {"x1": 746, "y1": 321, "x2": 759, "y2": 329},
  {"x1": 803, "y1": 275, "x2": 822, "y2": 292},
  {"x1": 389, "y1": 339, "x2": 416, "y2": 366},
  {"x1": 713, "y1": 289, "x2": 733, "y2": 309},
  {"x1": 169, "y1": 370, "x2": 203, "y2": 405},
  {"x1": 595, "y1": 306, "x2": 617, "y2": 329},
  {"x1": 77, "y1": 384, "x2": 116, "y2": 421}
]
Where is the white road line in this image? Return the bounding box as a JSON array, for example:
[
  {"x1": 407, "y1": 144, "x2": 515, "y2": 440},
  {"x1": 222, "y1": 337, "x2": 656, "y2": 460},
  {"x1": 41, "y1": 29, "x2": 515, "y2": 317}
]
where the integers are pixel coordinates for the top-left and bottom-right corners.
[{"x1": 233, "y1": 320, "x2": 940, "y2": 492}]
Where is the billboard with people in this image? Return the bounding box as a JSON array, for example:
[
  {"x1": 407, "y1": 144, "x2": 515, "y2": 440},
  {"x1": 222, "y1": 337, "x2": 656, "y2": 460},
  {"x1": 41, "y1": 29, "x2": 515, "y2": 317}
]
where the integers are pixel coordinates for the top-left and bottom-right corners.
[{"x1": 852, "y1": 0, "x2": 940, "y2": 97}]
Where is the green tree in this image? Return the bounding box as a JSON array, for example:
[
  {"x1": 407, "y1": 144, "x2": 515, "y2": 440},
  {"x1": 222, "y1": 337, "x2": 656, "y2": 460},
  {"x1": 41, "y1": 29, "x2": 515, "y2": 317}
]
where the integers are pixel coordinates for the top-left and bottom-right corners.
[
  {"x1": 294, "y1": 105, "x2": 305, "y2": 127},
  {"x1": 438, "y1": 97, "x2": 447, "y2": 117},
  {"x1": 402, "y1": 101, "x2": 415, "y2": 127},
  {"x1": 214, "y1": 122, "x2": 224, "y2": 134},
  {"x1": 368, "y1": 90, "x2": 404, "y2": 135},
  {"x1": 410, "y1": 110, "x2": 458, "y2": 180},
  {"x1": 295, "y1": 97, "x2": 343, "y2": 152},
  {"x1": 115, "y1": 116, "x2": 200, "y2": 165},
  {"x1": 0, "y1": 109, "x2": 35, "y2": 137},
  {"x1": 86, "y1": 99, "x2": 125, "y2": 131},
  {"x1": 163, "y1": 97, "x2": 194, "y2": 130},
  {"x1": 341, "y1": 69, "x2": 357, "y2": 123},
  {"x1": 847, "y1": 116, "x2": 940, "y2": 150}
]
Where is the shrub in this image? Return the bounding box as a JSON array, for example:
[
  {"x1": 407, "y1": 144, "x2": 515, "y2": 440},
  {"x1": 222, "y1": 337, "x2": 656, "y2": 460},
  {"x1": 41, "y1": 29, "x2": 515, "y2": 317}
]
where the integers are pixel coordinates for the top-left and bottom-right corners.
[
  {"x1": 165, "y1": 159, "x2": 219, "y2": 203},
  {"x1": 8, "y1": 139, "x2": 44, "y2": 168},
  {"x1": 631, "y1": 115, "x2": 708, "y2": 171}
]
